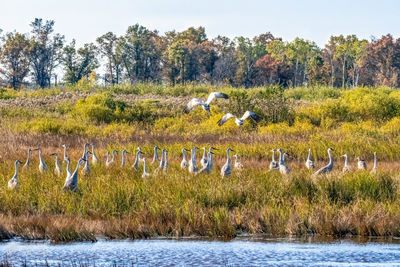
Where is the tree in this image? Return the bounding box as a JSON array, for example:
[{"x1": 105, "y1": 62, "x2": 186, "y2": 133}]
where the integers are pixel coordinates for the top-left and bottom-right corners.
[
  {"x1": 96, "y1": 32, "x2": 122, "y2": 84},
  {"x1": 28, "y1": 18, "x2": 64, "y2": 88},
  {"x1": 0, "y1": 32, "x2": 30, "y2": 89},
  {"x1": 118, "y1": 24, "x2": 162, "y2": 83},
  {"x1": 365, "y1": 34, "x2": 400, "y2": 87},
  {"x1": 62, "y1": 40, "x2": 99, "y2": 84}
]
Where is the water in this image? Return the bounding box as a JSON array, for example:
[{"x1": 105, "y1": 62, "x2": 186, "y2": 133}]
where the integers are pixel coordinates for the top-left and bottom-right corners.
[{"x1": 1, "y1": 237, "x2": 400, "y2": 266}]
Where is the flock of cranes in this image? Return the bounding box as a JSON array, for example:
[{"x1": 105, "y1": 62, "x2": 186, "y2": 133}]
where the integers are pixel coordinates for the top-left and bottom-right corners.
[
  {"x1": 5, "y1": 92, "x2": 380, "y2": 192},
  {"x1": 7, "y1": 144, "x2": 379, "y2": 192}
]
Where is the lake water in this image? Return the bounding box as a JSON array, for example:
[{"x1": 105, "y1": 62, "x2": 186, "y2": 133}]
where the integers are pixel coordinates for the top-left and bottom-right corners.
[{"x1": 1, "y1": 237, "x2": 400, "y2": 266}]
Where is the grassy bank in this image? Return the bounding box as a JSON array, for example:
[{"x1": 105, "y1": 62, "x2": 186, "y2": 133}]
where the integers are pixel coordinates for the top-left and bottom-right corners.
[{"x1": 1, "y1": 84, "x2": 400, "y2": 242}]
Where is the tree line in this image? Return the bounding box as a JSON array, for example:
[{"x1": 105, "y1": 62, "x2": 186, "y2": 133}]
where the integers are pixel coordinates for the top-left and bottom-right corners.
[{"x1": 1, "y1": 18, "x2": 400, "y2": 89}]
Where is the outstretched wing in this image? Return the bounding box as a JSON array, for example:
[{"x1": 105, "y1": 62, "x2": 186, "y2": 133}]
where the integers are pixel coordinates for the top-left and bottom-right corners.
[
  {"x1": 218, "y1": 113, "x2": 237, "y2": 126},
  {"x1": 241, "y1": 111, "x2": 260, "y2": 122},
  {"x1": 185, "y1": 98, "x2": 205, "y2": 113},
  {"x1": 206, "y1": 92, "x2": 229, "y2": 105}
]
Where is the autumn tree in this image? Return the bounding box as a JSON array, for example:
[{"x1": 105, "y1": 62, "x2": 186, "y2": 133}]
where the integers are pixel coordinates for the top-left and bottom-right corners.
[
  {"x1": 62, "y1": 40, "x2": 99, "y2": 84},
  {"x1": 28, "y1": 18, "x2": 64, "y2": 88},
  {"x1": 365, "y1": 34, "x2": 400, "y2": 87},
  {"x1": 0, "y1": 32, "x2": 30, "y2": 89}
]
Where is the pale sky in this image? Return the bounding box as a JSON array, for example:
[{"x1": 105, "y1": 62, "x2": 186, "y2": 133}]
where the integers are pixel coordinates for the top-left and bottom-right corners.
[{"x1": 0, "y1": 0, "x2": 399, "y2": 47}]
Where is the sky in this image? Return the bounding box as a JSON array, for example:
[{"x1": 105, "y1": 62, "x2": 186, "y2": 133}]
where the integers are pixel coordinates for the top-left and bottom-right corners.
[{"x1": 0, "y1": 0, "x2": 399, "y2": 47}]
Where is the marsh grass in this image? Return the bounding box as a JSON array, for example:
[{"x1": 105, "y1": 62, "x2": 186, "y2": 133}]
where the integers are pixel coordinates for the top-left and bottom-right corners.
[{"x1": 1, "y1": 84, "x2": 400, "y2": 241}]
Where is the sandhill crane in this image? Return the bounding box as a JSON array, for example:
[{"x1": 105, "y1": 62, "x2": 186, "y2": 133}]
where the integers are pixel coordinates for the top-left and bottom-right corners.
[
  {"x1": 63, "y1": 158, "x2": 86, "y2": 192},
  {"x1": 180, "y1": 148, "x2": 189, "y2": 170},
  {"x1": 341, "y1": 154, "x2": 350, "y2": 173},
  {"x1": 82, "y1": 143, "x2": 89, "y2": 159},
  {"x1": 277, "y1": 148, "x2": 291, "y2": 175},
  {"x1": 218, "y1": 111, "x2": 260, "y2": 126},
  {"x1": 155, "y1": 149, "x2": 166, "y2": 174},
  {"x1": 188, "y1": 147, "x2": 199, "y2": 174},
  {"x1": 64, "y1": 157, "x2": 72, "y2": 179},
  {"x1": 198, "y1": 152, "x2": 215, "y2": 174},
  {"x1": 221, "y1": 148, "x2": 234, "y2": 177},
  {"x1": 132, "y1": 149, "x2": 143, "y2": 170},
  {"x1": 269, "y1": 149, "x2": 279, "y2": 171},
  {"x1": 33, "y1": 148, "x2": 47, "y2": 173},
  {"x1": 91, "y1": 143, "x2": 99, "y2": 165},
  {"x1": 313, "y1": 148, "x2": 334, "y2": 176},
  {"x1": 142, "y1": 158, "x2": 150, "y2": 178},
  {"x1": 371, "y1": 152, "x2": 378, "y2": 174},
  {"x1": 121, "y1": 150, "x2": 129, "y2": 167},
  {"x1": 106, "y1": 150, "x2": 117, "y2": 168},
  {"x1": 50, "y1": 153, "x2": 62, "y2": 177},
  {"x1": 357, "y1": 156, "x2": 367, "y2": 170},
  {"x1": 81, "y1": 151, "x2": 92, "y2": 175},
  {"x1": 200, "y1": 147, "x2": 208, "y2": 168},
  {"x1": 185, "y1": 92, "x2": 228, "y2": 113},
  {"x1": 8, "y1": 160, "x2": 23, "y2": 190},
  {"x1": 234, "y1": 154, "x2": 244, "y2": 170},
  {"x1": 62, "y1": 144, "x2": 68, "y2": 161},
  {"x1": 152, "y1": 146, "x2": 159, "y2": 163},
  {"x1": 22, "y1": 148, "x2": 32, "y2": 170},
  {"x1": 305, "y1": 148, "x2": 315, "y2": 169},
  {"x1": 208, "y1": 147, "x2": 217, "y2": 170}
]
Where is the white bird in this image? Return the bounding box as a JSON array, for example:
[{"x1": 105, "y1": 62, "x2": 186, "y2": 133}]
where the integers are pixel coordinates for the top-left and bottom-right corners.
[
  {"x1": 81, "y1": 151, "x2": 92, "y2": 175},
  {"x1": 142, "y1": 158, "x2": 150, "y2": 178},
  {"x1": 132, "y1": 149, "x2": 143, "y2": 170},
  {"x1": 277, "y1": 148, "x2": 291, "y2": 175},
  {"x1": 188, "y1": 147, "x2": 199, "y2": 174},
  {"x1": 62, "y1": 144, "x2": 68, "y2": 161},
  {"x1": 371, "y1": 152, "x2": 378, "y2": 174},
  {"x1": 234, "y1": 154, "x2": 244, "y2": 170},
  {"x1": 314, "y1": 148, "x2": 334, "y2": 176},
  {"x1": 218, "y1": 111, "x2": 260, "y2": 126},
  {"x1": 152, "y1": 146, "x2": 159, "y2": 163},
  {"x1": 22, "y1": 148, "x2": 32, "y2": 170},
  {"x1": 8, "y1": 160, "x2": 23, "y2": 190},
  {"x1": 198, "y1": 152, "x2": 215, "y2": 174},
  {"x1": 356, "y1": 156, "x2": 367, "y2": 170},
  {"x1": 269, "y1": 149, "x2": 279, "y2": 171},
  {"x1": 185, "y1": 92, "x2": 228, "y2": 113},
  {"x1": 200, "y1": 147, "x2": 208, "y2": 168},
  {"x1": 63, "y1": 158, "x2": 86, "y2": 192},
  {"x1": 34, "y1": 148, "x2": 47, "y2": 173},
  {"x1": 91, "y1": 143, "x2": 99, "y2": 165},
  {"x1": 50, "y1": 152, "x2": 62, "y2": 177},
  {"x1": 121, "y1": 150, "x2": 129, "y2": 167},
  {"x1": 64, "y1": 157, "x2": 72, "y2": 179},
  {"x1": 305, "y1": 148, "x2": 315, "y2": 169},
  {"x1": 180, "y1": 148, "x2": 189, "y2": 170},
  {"x1": 341, "y1": 154, "x2": 350, "y2": 173},
  {"x1": 221, "y1": 148, "x2": 234, "y2": 177}
]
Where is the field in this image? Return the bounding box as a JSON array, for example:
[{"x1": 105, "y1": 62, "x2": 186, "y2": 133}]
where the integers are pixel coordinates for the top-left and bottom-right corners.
[{"x1": 1, "y1": 83, "x2": 400, "y2": 242}]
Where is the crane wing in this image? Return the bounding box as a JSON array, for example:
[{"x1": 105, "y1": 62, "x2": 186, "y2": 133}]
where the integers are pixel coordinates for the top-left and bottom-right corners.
[
  {"x1": 185, "y1": 98, "x2": 205, "y2": 113},
  {"x1": 218, "y1": 113, "x2": 237, "y2": 126},
  {"x1": 241, "y1": 111, "x2": 260, "y2": 122},
  {"x1": 206, "y1": 92, "x2": 229, "y2": 105}
]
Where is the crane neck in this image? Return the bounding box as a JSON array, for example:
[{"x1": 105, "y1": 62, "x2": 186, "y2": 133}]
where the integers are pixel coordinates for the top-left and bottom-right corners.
[
  {"x1": 344, "y1": 155, "x2": 348, "y2": 167},
  {"x1": 328, "y1": 150, "x2": 333, "y2": 166},
  {"x1": 14, "y1": 161, "x2": 19, "y2": 178},
  {"x1": 64, "y1": 146, "x2": 67, "y2": 160},
  {"x1": 26, "y1": 150, "x2": 31, "y2": 165},
  {"x1": 373, "y1": 154, "x2": 377, "y2": 169},
  {"x1": 73, "y1": 159, "x2": 84, "y2": 175},
  {"x1": 122, "y1": 151, "x2": 126, "y2": 166},
  {"x1": 226, "y1": 150, "x2": 231, "y2": 163},
  {"x1": 307, "y1": 150, "x2": 311, "y2": 160},
  {"x1": 202, "y1": 148, "x2": 207, "y2": 158},
  {"x1": 278, "y1": 150, "x2": 284, "y2": 164},
  {"x1": 143, "y1": 159, "x2": 147, "y2": 173},
  {"x1": 182, "y1": 150, "x2": 187, "y2": 161},
  {"x1": 271, "y1": 150, "x2": 276, "y2": 161},
  {"x1": 112, "y1": 151, "x2": 116, "y2": 161}
]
